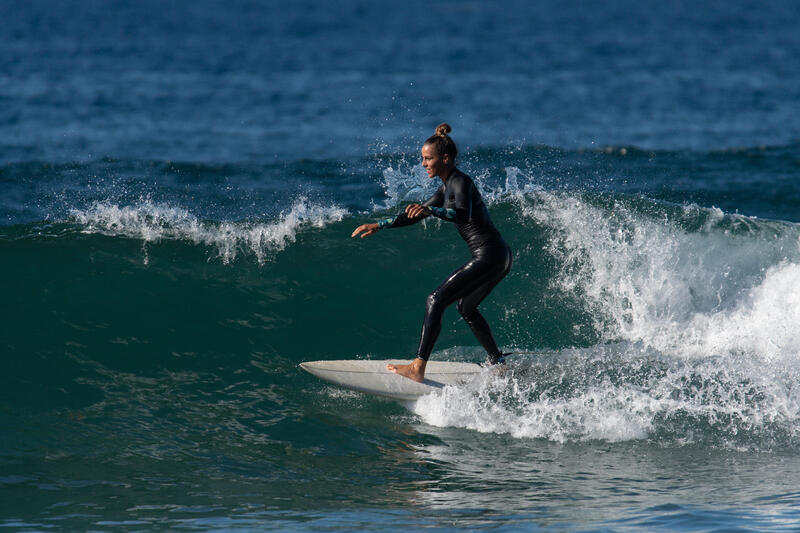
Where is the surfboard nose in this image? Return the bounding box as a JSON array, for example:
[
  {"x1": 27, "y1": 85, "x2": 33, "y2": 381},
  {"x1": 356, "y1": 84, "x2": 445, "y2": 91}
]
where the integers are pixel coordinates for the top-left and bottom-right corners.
[{"x1": 299, "y1": 361, "x2": 326, "y2": 372}]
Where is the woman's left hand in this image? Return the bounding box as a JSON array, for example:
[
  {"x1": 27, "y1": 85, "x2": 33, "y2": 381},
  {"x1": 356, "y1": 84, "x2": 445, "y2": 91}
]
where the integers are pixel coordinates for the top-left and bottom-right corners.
[
  {"x1": 405, "y1": 204, "x2": 431, "y2": 219},
  {"x1": 351, "y1": 223, "x2": 380, "y2": 238}
]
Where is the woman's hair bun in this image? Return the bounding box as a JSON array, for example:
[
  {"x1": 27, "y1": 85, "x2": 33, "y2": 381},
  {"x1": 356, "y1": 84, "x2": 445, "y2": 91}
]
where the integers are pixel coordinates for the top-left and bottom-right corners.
[{"x1": 424, "y1": 122, "x2": 458, "y2": 160}]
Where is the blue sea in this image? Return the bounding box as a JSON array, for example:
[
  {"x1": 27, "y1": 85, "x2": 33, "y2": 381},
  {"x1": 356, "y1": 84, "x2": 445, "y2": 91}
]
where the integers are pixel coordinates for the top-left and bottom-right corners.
[{"x1": 2, "y1": 0, "x2": 800, "y2": 530}]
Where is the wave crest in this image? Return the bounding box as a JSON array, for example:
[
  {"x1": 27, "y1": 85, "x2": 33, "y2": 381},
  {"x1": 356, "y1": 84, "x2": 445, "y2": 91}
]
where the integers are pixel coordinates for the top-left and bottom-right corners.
[
  {"x1": 70, "y1": 199, "x2": 347, "y2": 264},
  {"x1": 515, "y1": 189, "x2": 800, "y2": 361}
]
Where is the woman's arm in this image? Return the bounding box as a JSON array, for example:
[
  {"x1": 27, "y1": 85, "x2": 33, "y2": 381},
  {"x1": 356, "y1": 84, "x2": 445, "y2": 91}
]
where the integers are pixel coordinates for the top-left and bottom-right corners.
[
  {"x1": 384, "y1": 185, "x2": 446, "y2": 227},
  {"x1": 352, "y1": 187, "x2": 444, "y2": 238}
]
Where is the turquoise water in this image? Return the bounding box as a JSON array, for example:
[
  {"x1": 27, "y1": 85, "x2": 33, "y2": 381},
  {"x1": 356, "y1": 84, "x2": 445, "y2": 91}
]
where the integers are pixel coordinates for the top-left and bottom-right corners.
[{"x1": 3, "y1": 0, "x2": 800, "y2": 530}]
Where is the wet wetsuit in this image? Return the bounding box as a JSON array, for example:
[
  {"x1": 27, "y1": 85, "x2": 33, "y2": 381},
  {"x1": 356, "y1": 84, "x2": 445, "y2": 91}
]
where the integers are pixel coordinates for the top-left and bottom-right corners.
[{"x1": 378, "y1": 168, "x2": 512, "y2": 364}]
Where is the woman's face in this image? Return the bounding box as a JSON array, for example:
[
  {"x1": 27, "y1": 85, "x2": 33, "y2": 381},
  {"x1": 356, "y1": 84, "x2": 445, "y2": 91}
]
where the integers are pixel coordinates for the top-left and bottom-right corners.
[{"x1": 421, "y1": 144, "x2": 450, "y2": 179}]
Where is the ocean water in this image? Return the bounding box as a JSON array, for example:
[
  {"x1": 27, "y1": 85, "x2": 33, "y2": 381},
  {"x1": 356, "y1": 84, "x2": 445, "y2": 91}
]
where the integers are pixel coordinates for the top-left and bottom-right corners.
[{"x1": 2, "y1": 0, "x2": 800, "y2": 531}]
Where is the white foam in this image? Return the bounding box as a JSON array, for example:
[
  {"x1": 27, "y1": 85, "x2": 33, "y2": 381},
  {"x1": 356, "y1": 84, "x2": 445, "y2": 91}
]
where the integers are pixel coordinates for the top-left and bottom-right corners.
[
  {"x1": 413, "y1": 358, "x2": 653, "y2": 443},
  {"x1": 681, "y1": 262, "x2": 800, "y2": 361},
  {"x1": 70, "y1": 198, "x2": 347, "y2": 264},
  {"x1": 517, "y1": 190, "x2": 800, "y2": 361},
  {"x1": 411, "y1": 347, "x2": 800, "y2": 447}
]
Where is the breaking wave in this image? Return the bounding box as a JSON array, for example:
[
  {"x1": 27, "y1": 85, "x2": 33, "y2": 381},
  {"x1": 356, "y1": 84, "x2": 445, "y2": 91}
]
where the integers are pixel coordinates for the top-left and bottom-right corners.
[{"x1": 68, "y1": 198, "x2": 348, "y2": 264}]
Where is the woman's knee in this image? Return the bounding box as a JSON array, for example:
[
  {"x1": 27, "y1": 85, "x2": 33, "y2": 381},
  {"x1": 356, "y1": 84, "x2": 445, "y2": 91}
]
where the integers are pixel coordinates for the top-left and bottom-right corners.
[{"x1": 426, "y1": 291, "x2": 444, "y2": 315}]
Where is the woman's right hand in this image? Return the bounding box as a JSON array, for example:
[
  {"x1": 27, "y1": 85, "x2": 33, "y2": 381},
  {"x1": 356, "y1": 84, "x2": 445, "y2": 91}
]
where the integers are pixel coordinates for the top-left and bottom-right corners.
[
  {"x1": 405, "y1": 203, "x2": 431, "y2": 219},
  {"x1": 351, "y1": 223, "x2": 380, "y2": 238}
]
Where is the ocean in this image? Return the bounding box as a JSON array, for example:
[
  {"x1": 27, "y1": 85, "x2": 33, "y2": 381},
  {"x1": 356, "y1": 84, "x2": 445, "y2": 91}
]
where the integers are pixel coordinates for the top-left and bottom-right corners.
[{"x1": 2, "y1": 0, "x2": 800, "y2": 530}]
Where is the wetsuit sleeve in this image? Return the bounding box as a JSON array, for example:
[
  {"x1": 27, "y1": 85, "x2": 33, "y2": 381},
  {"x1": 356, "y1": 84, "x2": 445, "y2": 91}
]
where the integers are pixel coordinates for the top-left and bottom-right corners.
[
  {"x1": 377, "y1": 187, "x2": 444, "y2": 229},
  {"x1": 428, "y1": 174, "x2": 471, "y2": 224},
  {"x1": 377, "y1": 212, "x2": 416, "y2": 228}
]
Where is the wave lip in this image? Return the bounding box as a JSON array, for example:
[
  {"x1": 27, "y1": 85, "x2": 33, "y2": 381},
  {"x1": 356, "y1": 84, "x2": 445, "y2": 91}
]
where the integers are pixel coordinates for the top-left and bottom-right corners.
[{"x1": 69, "y1": 198, "x2": 347, "y2": 264}]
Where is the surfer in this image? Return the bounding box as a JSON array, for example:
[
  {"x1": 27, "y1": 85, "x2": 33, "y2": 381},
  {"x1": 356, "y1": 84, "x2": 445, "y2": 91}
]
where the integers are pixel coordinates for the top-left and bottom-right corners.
[{"x1": 351, "y1": 123, "x2": 512, "y2": 382}]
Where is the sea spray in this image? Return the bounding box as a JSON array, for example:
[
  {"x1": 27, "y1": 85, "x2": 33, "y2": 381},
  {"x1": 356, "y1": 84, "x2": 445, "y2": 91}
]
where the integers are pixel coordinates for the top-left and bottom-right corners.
[
  {"x1": 69, "y1": 198, "x2": 348, "y2": 264},
  {"x1": 377, "y1": 163, "x2": 438, "y2": 210}
]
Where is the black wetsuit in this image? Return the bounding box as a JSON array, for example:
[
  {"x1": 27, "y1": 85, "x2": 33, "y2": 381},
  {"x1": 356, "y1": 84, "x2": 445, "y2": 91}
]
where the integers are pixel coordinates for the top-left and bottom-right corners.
[{"x1": 378, "y1": 168, "x2": 512, "y2": 364}]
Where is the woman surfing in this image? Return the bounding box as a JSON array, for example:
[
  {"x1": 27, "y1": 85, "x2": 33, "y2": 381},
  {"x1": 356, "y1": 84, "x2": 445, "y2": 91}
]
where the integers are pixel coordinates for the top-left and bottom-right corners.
[{"x1": 351, "y1": 124, "x2": 512, "y2": 382}]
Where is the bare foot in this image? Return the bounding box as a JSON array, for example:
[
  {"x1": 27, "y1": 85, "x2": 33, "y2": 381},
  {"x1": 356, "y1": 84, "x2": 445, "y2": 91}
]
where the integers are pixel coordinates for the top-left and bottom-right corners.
[
  {"x1": 387, "y1": 358, "x2": 427, "y2": 383},
  {"x1": 488, "y1": 363, "x2": 508, "y2": 377}
]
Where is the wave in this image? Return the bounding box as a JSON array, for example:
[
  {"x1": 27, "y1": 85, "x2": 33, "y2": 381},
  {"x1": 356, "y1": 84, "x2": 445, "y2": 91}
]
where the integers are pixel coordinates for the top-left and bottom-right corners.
[
  {"x1": 367, "y1": 161, "x2": 800, "y2": 363},
  {"x1": 5, "y1": 161, "x2": 800, "y2": 450},
  {"x1": 398, "y1": 179, "x2": 800, "y2": 449},
  {"x1": 513, "y1": 189, "x2": 800, "y2": 361},
  {"x1": 68, "y1": 198, "x2": 348, "y2": 264},
  {"x1": 5, "y1": 167, "x2": 800, "y2": 362}
]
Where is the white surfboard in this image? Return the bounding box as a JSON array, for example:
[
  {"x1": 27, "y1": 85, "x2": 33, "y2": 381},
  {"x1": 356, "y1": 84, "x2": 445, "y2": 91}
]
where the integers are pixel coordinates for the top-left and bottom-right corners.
[{"x1": 300, "y1": 359, "x2": 483, "y2": 401}]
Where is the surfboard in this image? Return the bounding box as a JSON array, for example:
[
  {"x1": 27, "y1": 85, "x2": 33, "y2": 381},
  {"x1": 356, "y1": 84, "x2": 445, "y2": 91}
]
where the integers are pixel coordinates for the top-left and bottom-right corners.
[{"x1": 299, "y1": 359, "x2": 483, "y2": 401}]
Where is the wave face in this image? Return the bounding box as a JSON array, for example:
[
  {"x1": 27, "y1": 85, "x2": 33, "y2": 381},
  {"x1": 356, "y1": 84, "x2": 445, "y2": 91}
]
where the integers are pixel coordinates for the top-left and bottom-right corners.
[{"x1": 3, "y1": 156, "x2": 800, "y2": 455}]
